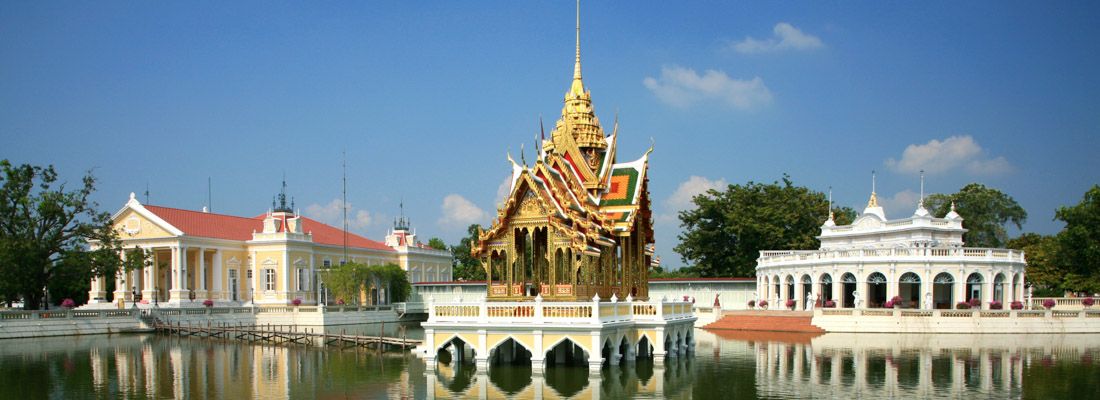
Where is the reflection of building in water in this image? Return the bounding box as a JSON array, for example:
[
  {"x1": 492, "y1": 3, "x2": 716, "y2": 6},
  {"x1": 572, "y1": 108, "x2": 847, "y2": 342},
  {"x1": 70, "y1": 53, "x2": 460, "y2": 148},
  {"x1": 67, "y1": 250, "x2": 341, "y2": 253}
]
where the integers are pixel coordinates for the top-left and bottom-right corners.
[
  {"x1": 427, "y1": 355, "x2": 695, "y2": 399},
  {"x1": 756, "y1": 182, "x2": 1027, "y2": 310},
  {"x1": 746, "y1": 333, "x2": 1100, "y2": 398}
]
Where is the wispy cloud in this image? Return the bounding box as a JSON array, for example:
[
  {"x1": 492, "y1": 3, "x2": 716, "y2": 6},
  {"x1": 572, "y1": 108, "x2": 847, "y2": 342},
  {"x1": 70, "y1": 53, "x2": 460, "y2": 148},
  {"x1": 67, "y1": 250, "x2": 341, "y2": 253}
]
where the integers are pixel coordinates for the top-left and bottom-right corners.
[
  {"x1": 643, "y1": 66, "x2": 772, "y2": 110},
  {"x1": 879, "y1": 189, "x2": 921, "y2": 217},
  {"x1": 730, "y1": 22, "x2": 824, "y2": 54},
  {"x1": 885, "y1": 135, "x2": 1013, "y2": 176},
  {"x1": 303, "y1": 198, "x2": 373, "y2": 232},
  {"x1": 657, "y1": 175, "x2": 728, "y2": 225},
  {"x1": 437, "y1": 194, "x2": 487, "y2": 229}
]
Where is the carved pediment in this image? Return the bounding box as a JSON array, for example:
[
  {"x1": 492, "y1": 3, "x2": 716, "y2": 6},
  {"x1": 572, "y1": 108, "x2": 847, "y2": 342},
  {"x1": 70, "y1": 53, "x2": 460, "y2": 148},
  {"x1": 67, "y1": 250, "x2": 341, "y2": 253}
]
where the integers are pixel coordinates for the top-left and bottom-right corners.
[{"x1": 517, "y1": 190, "x2": 547, "y2": 217}]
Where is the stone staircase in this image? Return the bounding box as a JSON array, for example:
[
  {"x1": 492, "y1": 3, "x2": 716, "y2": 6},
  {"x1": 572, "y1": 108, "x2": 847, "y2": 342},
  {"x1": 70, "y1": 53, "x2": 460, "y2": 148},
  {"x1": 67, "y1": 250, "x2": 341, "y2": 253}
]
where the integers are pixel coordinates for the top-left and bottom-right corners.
[{"x1": 703, "y1": 310, "x2": 825, "y2": 333}]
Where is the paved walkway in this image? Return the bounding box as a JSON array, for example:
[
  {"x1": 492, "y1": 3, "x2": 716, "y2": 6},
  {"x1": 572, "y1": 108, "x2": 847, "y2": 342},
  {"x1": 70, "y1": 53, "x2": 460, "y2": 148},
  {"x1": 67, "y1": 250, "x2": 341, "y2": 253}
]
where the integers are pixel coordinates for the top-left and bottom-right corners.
[{"x1": 703, "y1": 310, "x2": 825, "y2": 333}]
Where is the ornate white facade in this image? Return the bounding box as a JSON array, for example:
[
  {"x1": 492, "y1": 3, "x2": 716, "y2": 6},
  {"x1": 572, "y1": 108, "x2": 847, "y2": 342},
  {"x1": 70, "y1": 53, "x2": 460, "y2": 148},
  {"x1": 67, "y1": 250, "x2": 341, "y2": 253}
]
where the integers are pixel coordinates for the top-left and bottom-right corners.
[{"x1": 755, "y1": 190, "x2": 1027, "y2": 311}]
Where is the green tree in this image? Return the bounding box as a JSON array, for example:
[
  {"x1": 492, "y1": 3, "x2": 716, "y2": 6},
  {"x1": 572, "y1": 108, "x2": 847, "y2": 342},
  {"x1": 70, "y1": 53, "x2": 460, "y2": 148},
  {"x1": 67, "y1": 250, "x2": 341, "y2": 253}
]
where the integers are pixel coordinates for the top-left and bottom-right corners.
[
  {"x1": 426, "y1": 237, "x2": 447, "y2": 251},
  {"x1": 1052, "y1": 185, "x2": 1100, "y2": 293},
  {"x1": 319, "y1": 262, "x2": 369, "y2": 305},
  {"x1": 649, "y1": 265, "x2": 701, "y2": 279},
  {"x1": 925, "y1": 183, "x2": 1027, "y2": 248},
  {"x1": 450, "y1": 223, "x2": 486, "y2": 281},
  {"x1": 674, "y1": 175, "x2": 856, "y2": 277},
  {"x1": 0, "y1": 160, "x2": 122, "y2": 309},
  {"x1": 372, "y1": 263, "x2": 412, "y2": 303},
  {"x1": 1006, "y1": 233, "x2": 1062, "y2": 296}
]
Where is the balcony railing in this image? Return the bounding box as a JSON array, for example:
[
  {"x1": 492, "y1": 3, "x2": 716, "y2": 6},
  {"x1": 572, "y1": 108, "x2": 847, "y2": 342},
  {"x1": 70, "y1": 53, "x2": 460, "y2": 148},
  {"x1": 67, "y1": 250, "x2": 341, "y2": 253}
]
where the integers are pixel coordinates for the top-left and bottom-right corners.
[
  {"x1": 426, "y1": 296, "x2": 694, "y2": 325},
  {"x1": 758, "y1": 247, "x2": 1025, "y2": 268}
]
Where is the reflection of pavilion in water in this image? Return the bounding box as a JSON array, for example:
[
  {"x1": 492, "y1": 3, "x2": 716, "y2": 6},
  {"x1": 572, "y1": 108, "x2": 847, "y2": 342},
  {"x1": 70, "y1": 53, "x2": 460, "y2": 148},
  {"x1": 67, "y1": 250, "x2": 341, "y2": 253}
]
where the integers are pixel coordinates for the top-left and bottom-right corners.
[
  {"x1": 427, "y1": 352, "x2": 695, "y2": 399},
  {"x1": 744, "y1": 332, "x2": 1100, "y2": 398},
  {"x1": 75, "y1": 335, "x2": 418, "y2": 398}
]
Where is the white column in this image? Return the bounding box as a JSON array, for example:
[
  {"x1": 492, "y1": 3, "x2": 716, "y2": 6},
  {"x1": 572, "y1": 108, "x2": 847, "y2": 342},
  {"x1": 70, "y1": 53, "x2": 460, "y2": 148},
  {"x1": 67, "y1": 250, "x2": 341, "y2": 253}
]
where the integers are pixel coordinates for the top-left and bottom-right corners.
[
  {"x1": 142, "y1": 247, "x2": 156, "y2": 302},
  {"x1": 309, "y1": 253, "x2": 316, "y2": 304},
  {"x1": 197, "y1": 247, "x2": 207, "y2": 298},
  {"x1": 212, "y1": 250, "x2": 223, "y2": 300},
  {"x1": 113, "y1": 249, "x2": 128, "y2": 302},
  {"x1": 169, "y1": 245, "x2": 185, "y2": 302},
  {"x1": 283, "y1": 251, "x2": 291, "y2": 303}
]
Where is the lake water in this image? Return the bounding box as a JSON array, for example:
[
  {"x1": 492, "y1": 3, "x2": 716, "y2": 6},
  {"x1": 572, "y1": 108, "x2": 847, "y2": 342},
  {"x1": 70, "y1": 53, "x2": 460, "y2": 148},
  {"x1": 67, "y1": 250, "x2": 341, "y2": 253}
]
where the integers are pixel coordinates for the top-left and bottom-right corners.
[{"x1": 1, "y1": 324, "x2": 1097, "y2": 399}]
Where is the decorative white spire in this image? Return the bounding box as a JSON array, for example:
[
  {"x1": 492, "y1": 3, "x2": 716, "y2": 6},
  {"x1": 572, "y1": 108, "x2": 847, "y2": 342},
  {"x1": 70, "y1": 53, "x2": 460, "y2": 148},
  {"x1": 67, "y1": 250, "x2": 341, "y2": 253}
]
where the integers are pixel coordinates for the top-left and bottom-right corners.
[
  {"x1": 863, "y1": 170, "x2": 886, "y2": 220},
  {"x1": 914, "y1": 170, "x2": 930, "y2": 217},
  {"x1": 823, "y1": 186, "x2": 836, "y2": 227}
]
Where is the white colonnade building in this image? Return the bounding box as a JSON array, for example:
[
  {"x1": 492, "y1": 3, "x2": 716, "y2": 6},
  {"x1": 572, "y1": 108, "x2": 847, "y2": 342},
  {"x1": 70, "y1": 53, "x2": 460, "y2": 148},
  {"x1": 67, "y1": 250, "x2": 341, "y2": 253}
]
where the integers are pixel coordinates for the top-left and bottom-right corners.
[{"x1": 756, "y1": 189, "x2": 1027, "y2": 311}]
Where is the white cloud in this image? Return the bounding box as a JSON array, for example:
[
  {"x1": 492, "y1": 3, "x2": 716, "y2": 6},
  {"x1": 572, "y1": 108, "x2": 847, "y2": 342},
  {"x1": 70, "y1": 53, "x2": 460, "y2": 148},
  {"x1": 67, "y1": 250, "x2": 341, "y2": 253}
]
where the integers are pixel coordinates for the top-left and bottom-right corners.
[
  {"x1": 495, "y1": 176, "x2": 512, "y2": 205},
  {"x1": 884, "y1": 135, "x2": 1013, "y2": 176},
  {"x1": 438, "y1": 194, "x2": 487, "y2": 228},
  {"x1": 656, "y1": 176, "x2": 728, "y2": 226},
  {"x1": 304, "y1": 198, "x2": 372, "y2": 231},
  {"x1": 643, "y1": 66, "x2": 772, "y2": 110},
  {"x1": 731, "y1": 22, "x2": 824, "y2": 54},
  {"x1": 667, "y1": 176, "x2": 728, "y2": 211},
  {"x1": 879, "y1": 189, "x2": 920, "y2": 217}
]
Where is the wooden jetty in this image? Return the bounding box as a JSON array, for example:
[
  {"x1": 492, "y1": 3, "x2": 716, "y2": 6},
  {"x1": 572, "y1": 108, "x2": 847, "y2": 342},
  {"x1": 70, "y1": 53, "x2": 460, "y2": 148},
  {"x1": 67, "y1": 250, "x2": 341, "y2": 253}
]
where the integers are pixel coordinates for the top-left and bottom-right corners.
[{"x1": 153, "y1": 321, "x2": 421, "y2": 349}]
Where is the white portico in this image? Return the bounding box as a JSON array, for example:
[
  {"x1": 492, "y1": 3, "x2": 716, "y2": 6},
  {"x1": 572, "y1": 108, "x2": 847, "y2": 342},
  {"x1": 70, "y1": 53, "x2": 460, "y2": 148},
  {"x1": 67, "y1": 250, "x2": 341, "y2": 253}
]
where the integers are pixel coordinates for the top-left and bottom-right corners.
[{"x1": 756, "y1": 188, "x2": 1027, "y2": 311}]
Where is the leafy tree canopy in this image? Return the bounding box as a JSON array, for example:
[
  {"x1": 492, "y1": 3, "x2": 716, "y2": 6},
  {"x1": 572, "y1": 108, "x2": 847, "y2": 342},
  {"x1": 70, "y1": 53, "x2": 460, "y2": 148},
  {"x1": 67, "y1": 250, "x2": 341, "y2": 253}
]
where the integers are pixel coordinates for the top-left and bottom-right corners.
[
  {"x1": 318, "y1": 262, "x2": 412, "y2": 305},
  {"x1": 426, "y1": 237, "x2": 447, "y2": 251},
  {"x1": 1052, "y1": 185, "x2": 1100, "y2": 293},
  {"x1": 450, "y1": 223, "x2": 486, "y2": 281},
  {"x1": 0, "y1": 160, "x2": 123, "y2": 309},
  {"x1": 674, "y1": 175, "x2": 855, "y2": 277},
  {"x1": 925, "y1": 183, "x2": 1026, "y2": 248}
]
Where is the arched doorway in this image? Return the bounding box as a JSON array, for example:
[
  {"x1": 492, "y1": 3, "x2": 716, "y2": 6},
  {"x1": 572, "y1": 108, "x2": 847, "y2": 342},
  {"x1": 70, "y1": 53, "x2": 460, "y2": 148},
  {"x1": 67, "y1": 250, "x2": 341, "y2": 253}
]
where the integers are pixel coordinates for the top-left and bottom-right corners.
[
  {"x1": 437, "y1": 337, "x2": 477, "y2": 367},
  {"x1": 544, "y1": 339, "x2": 590, "y2": 397},
  {"x1": 898, "y1": 272, "x2": 921, "y2": 309},
  {"x1": 819, "y1": 274, "x2": 833, "y2": 304},
  {"x1": 1011, "y1": 273, "x2": 1020, "y2": 302},
  {"x1": 773, "y1": 275, "x2": 781, "y2": 302},
  {"x1": 867, "y1": 272, "x2": 887, "y2": 308},
  {"x1": 933, "y1": 273, "x2": 954, "y2": 309},
  {"x1": 842, "y1": 273, "x2": 857, "y2": 308},
  {"x1": 993, "y1": 273, "x2": 1006, "y2": 303},
  {"x1": 966, "y1": 273, "x2": 984, "y2": 305},
  {"x1": 546, "y1": 338, "x2": 588, "y2": 367},
  {"x1": 800, "y1": 275, "x2": 813, "y2": 309},
  {"x1": 785, "y1": 275, "x2": 795, "y2": 304},
  {"x1": 637, "y1": 336, "x2": 652, "y2": 359},
  {"x1": 490, "y1": 338, "x2": 532, "y2": 367}
]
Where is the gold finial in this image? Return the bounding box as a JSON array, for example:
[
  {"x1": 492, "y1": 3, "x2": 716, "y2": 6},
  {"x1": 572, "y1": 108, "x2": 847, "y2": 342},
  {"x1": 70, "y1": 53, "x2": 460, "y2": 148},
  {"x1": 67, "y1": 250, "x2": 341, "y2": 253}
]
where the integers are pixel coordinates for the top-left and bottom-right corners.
[
  {"x1": 574, "y1": 0, "x2": 581, "y2": 81},
  {"x1": 867, "y1": 170, "x2": 879, "y2": 208}
]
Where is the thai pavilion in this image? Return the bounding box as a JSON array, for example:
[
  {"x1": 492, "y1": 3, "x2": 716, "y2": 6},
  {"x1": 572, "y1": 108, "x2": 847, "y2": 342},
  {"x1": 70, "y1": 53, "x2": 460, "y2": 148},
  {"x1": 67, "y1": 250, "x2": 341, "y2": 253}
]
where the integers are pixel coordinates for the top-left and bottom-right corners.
[
  {"x1": 755, "y1": 184, "x2": 1028, "y2": 311},
  {"x1": 421, "y1": 5, "x2": 695, "y2": 373}
]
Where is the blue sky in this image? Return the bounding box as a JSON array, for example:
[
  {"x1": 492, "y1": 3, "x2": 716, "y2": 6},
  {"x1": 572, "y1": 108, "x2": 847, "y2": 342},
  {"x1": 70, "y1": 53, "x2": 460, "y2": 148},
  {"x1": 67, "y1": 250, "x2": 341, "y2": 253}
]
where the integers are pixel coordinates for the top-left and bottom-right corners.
[{"x1": 3, "y1": 2, "x2": 1099, "y2": 269}]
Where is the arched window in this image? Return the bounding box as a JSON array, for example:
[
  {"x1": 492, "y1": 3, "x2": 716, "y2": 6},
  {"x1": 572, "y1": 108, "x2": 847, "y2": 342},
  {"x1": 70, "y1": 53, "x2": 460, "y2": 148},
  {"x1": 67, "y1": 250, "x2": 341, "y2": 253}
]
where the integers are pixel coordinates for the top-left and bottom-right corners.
[
  {"x1": 898, "y1": 272, "x2": 921, "y2": 309},
  {"x1": 993, "y1": 273, "x2": 1006, "y2": 303},
  {"x1": 933, "y1": 273, "x2": 955, "y2": 309},
  {"x1": 819, "y1": 273, "x2": 833, "y2": 302},
  {"x1": 841, "y1": 273, "x2": 857, "y2": 308},
  {"x1": 867, "y1": 272, "x2": 888, "y2": 308}
]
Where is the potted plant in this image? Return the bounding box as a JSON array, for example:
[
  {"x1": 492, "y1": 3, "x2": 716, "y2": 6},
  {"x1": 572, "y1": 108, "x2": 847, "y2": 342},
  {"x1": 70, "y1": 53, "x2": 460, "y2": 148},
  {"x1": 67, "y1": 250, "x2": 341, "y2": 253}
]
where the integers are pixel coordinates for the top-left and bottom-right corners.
[
  {"x1": 202, "y1": 299, "x2": 214, "y2": 308},
  {"x1": 1010, "y1": 301, "x2": 1024, "y2": 310},
  {"x1": 747, "y1": 300, "x2": 755, "y2": 309},
  {"x1": 292, "y1": 298, "x2": 302, "y2": 306},
  {"x1": 60, "y1": 298, "x2": 75, "y2": 309},
  {"x1": 785, "y1": 299, "x2": 796, "y2": 310},
  {"x1": 886, "y1": 296, "x2": 903, "y2": 309},
  {"x1": 968, "y1": 298, "x2": 981, "y2": 309},
  {"x1": 1083, "y1": 297, "x2": 1095, "y2": 308},
  {"x1": 989, "y1": 300, "x2": 1003, "y2": 310},
  {"x1": 1043, "y1": 299, "x2": 1056, "y2": 310},
  {"x1": 883, "y1": 299, "x2": 894, "y2": 308},
  {"x1": 336, "y1": 298, "x2": 346, "y2": 306},
  {"x1": 956, "y1": 301, "x2": 971, "y2": 310},
  {"x1": 758, "y1": 300, "x2": 768, "y2": 310},
  {"x1": 823, "y1": 300, "x2": 836, "y2": 308}
]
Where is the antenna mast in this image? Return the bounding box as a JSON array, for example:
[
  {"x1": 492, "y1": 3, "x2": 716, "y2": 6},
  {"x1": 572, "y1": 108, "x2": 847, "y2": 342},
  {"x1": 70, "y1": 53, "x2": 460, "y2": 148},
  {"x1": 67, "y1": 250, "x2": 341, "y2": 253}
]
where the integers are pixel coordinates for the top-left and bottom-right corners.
[{"x1": 342, "y1": 150, "x2": 348, "y2": 264}]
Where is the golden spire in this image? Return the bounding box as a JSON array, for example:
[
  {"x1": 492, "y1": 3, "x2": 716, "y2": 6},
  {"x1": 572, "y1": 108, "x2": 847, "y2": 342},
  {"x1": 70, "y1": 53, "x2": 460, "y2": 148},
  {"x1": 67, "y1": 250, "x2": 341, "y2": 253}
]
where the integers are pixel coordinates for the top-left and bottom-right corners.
[
  {"x1": 570, "y1": 0, "x2": 584, "y2": 96},
  {"x1": 867, "y1": 170, "x2": 879, "y2": 208}
]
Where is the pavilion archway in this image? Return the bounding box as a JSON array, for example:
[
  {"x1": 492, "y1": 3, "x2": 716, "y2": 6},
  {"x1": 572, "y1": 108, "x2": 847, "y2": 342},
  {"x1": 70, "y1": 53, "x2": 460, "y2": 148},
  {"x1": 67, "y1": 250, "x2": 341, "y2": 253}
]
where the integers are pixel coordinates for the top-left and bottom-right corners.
[
  {"x1": 933, "y1": 273, "x2": 955, "y2": 309},
  {"x1": 800, "y1": 275, "x2": 813, "y2": 309},
  {"x1": 898, "y1": 272, "x2": 921, "y2": 309},
  {"x1": 966, "y1": 273, "x2": 984, "y2": 304},
  {"x1": 867, "y1": 272, "x2": 887, "y2": 308},
  {"x1": 841, "y1": 273, "x2": 857, "y2": 308},
  {"x1": 819, "y1": 273, "x2": 833, "y2": 304}
]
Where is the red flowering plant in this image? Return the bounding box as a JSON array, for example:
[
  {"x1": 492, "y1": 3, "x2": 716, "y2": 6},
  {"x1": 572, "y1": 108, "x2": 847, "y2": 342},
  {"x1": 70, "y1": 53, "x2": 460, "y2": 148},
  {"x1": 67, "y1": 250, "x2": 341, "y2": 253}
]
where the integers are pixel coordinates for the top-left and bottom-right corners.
[
  {"x1": 989, "y1": 300, "x2": 1003, "y2": 310},
  {"x1": 202, "y1": 299, "x2": 214, "y2": 308},
  {"x1": 968, "y1": 298, "x2": 981, "y2": 308},
  {"x1": 758, "y1": 300, "x2": 768, "y2": 309},
  {"x1": 1043, "y1": 299, "x2": 1056, "y2": 309},
  {"x1": 823, "y1": 300, "x2": 836, "y2": 308},
  {"x1": 1083, "y1": 297, "x2": 1095, "y2": 308},
  {"x1": 336, "y1": 298, "x2": 346, "y2": 305},
  {"x1": 747, "y1": 300, "x2": 756, "y2": 309},
  {"x1": 956, "y1": 301, "x2": 971, "y2": 310},
  {"x1": 292, "y1": 298, "x2": 302, "y2": 306},
  {"x1": 60, "y1": 298, "x2": 75, "y2": 309},
  {"x1": 1010, "y1": 301, "x2": 1024, "y2": 310},
  {"x1": 785, "y1": 299, "x2": 797, "y2": 309}
]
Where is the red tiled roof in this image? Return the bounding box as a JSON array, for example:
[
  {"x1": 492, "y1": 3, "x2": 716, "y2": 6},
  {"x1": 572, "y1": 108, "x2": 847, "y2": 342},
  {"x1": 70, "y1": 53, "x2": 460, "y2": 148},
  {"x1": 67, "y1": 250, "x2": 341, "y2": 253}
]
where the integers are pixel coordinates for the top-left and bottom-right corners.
[{"x1": 141, "y1": 205, "x2": 392, "y2": 252}]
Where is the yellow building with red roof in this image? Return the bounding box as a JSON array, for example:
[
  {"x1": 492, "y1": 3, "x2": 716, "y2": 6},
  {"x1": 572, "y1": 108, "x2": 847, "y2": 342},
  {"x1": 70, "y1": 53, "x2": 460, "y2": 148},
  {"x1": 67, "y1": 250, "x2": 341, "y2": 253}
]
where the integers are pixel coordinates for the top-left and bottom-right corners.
[{"x1": 88, "y1": 188, "x2": 451, "y2": 306}]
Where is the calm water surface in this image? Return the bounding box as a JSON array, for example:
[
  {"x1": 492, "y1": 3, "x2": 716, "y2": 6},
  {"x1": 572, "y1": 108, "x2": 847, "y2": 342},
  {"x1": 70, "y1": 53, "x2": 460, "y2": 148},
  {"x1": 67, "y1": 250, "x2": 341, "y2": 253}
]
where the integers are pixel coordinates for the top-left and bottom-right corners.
[{"x1": 1, "y1": 324, "x2": 1097, "y2": 399}]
